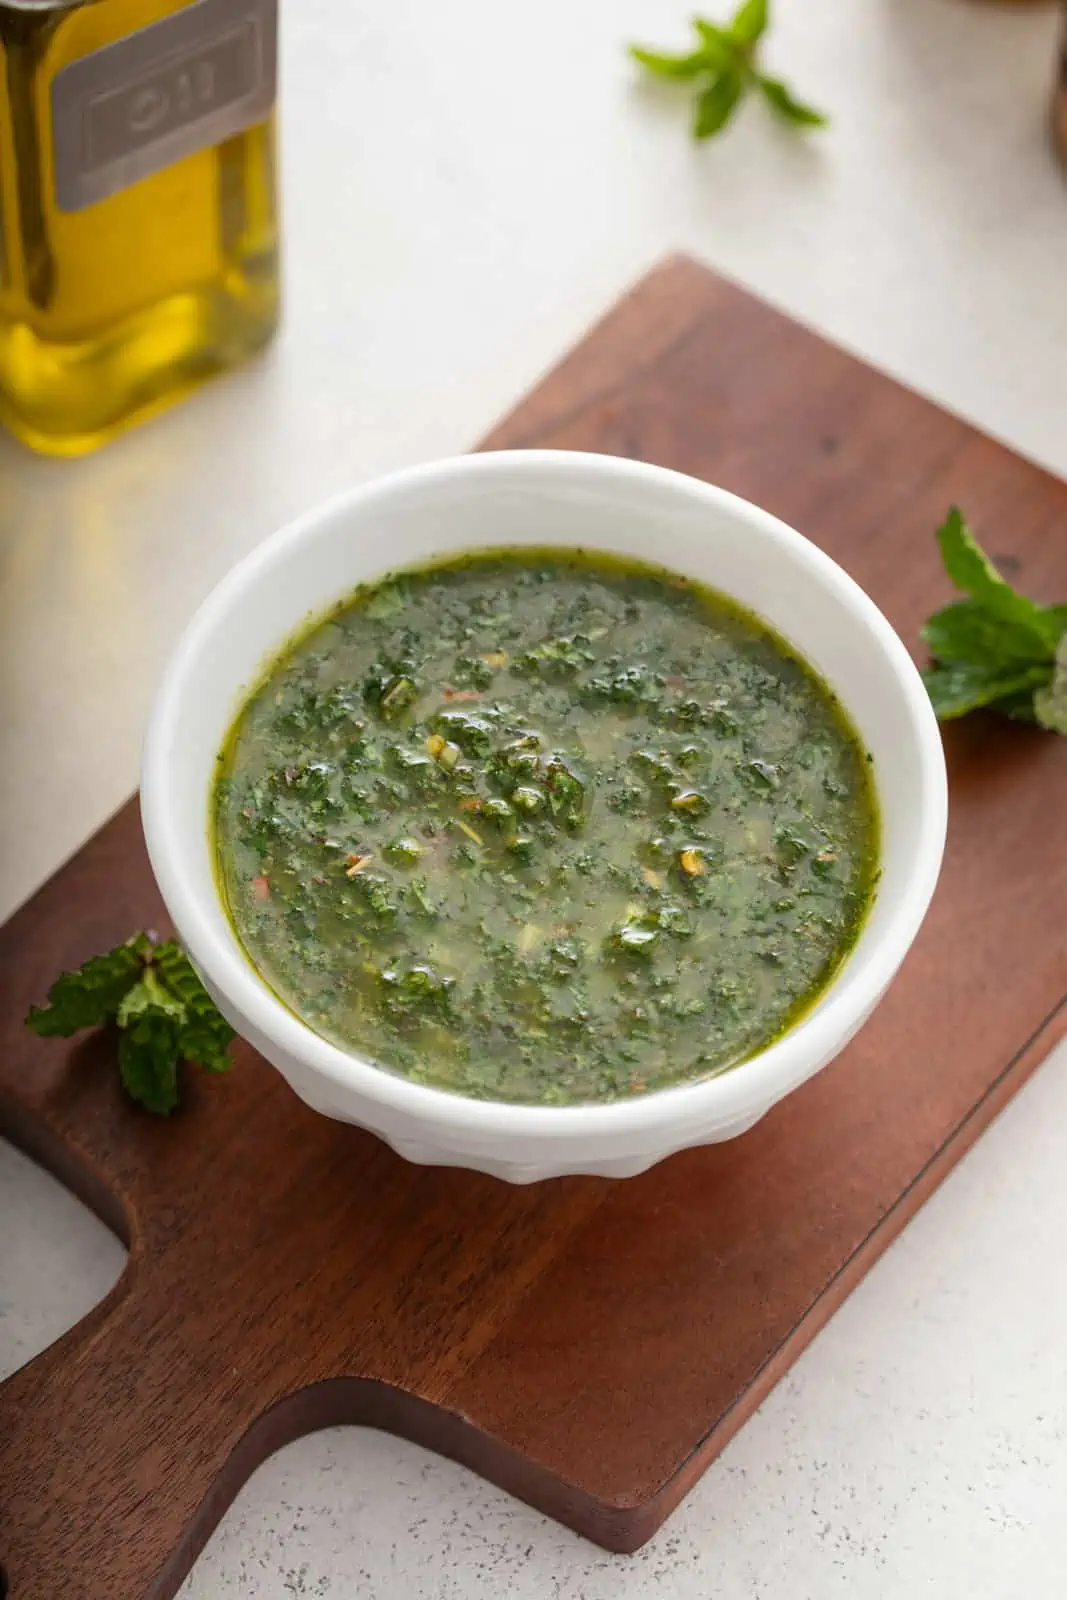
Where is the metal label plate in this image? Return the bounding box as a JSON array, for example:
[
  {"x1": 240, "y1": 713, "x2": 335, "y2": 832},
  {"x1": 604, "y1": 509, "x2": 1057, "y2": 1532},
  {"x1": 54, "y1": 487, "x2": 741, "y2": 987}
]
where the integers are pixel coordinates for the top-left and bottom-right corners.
[{"x1": 51, "y1": 0, "x2": 277, "y2": 212}]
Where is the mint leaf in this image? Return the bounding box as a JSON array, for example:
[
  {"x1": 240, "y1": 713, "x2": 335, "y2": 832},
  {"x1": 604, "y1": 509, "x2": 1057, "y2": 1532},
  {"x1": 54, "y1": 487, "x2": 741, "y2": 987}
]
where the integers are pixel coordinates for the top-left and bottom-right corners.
[
  {"x1": 935, "y1": 508, "x2": 1062, "y2": 652},
  {"x1": 25, "y1": 933, "x2": 236, "y2": 1112},
  {"x1": 921, "y1": 661, "x2": 1052, "y2": 722},
  {"x1": 994, "y1": 690, "x2": 1041, "y2": 725},
  {"x1": 26, "y1": 933, "x2": 151, "y2": 1037},
  {"x1": 151, "y1": 940, "x2": 204, "y2": 999},
  {"x1": 730, "y1": 0, "x2": 769, "y2": 47},
  {"x1": 628, "y1": 44, "x2": 712, "y2": 80},
  {"x1": 155, "y1": 940, "x2": 236, "y2": 1072},
  {"x1": 1034, "y1": 635, "x2": 1067, "y2": 735},
  {"x1": 921, "y1": 600, "x2": 1054, "y2": 669},
  {"x1": 628, "y1": 9, "x2": 825, "y2": 141},
  {"x1": 758, "y1": 75, "x2": 828, "y2": 127},
  {"x1": 693, "y1": 70, "x2": 745, "y2": 139},
  {"x1": 117, "y1": 966, "x2": 186, "y2": 1028},
  {"x1": 691, "y1": 19, "x2": 740, "y2": 66},
  {"x1": 119, "y1": 1013, "x2": 181, "y2": 1116},
  {"x1": 920, "y1": 509, "x2": 1067, "y2": 730}
]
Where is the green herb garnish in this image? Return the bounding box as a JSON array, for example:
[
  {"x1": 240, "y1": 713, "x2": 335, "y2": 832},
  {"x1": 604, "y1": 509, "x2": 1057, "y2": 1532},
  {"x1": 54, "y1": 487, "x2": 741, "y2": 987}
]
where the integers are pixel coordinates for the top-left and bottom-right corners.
[
  {"x1": 921, "y1": 508, "x2": 1067, "y2": 733},
  {"x1": 629, "y1": 1, "x2": 827, "y2": 141},
  {"x1": 25, "y1": 934, "x2": 235, "y2": 1115}
]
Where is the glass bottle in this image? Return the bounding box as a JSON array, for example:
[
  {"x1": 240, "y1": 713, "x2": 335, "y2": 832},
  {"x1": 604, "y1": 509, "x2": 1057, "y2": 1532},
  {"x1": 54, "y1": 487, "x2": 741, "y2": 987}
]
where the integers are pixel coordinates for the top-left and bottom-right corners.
[
  {"x1": 0, "y1": 0, "x2": 279, "y2": 455},
  {"x1": 1054, "y1": 7, "x2": 1067, "y2": 173}
]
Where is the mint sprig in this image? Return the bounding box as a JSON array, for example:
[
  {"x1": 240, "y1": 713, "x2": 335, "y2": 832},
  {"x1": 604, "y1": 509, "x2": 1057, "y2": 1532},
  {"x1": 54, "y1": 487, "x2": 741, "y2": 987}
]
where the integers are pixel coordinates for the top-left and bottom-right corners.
[
  {"x1": 1034, "y1": 636, "x2": 1067, "y2": 735},
  {"x1": 921, "y1": 509, "x2": 1067, "y2": 732},
  {"x1": 629, "y1": 2, "x2": 827, "y2": 141},
  {"x1": 155, "y1": 940, "x2": 236, "y2": 1073},
  {"x1": 26, "y1": 934, "x2": 236, "y2": 1114}
]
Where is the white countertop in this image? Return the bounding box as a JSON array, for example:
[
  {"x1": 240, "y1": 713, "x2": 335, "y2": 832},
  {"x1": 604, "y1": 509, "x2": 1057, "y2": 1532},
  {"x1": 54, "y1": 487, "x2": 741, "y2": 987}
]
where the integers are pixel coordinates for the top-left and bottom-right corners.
[{"x1": 3, "y1": 0, "x2": 1067, "y2": 1593}]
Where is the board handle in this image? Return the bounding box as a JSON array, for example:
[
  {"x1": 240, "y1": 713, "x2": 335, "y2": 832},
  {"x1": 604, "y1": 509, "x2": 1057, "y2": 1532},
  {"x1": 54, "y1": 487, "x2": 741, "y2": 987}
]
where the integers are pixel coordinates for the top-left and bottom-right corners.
[{"x1": 0, "y1": 1266, "x2": 265, "y2": 1600}]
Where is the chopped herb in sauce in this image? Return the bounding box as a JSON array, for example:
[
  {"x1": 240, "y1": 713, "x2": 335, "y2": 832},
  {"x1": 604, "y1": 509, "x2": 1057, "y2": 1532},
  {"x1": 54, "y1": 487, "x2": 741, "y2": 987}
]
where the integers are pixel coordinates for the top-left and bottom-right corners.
[{"x1": 214, "y1": 550, "x2": 878, "y2": 1105}]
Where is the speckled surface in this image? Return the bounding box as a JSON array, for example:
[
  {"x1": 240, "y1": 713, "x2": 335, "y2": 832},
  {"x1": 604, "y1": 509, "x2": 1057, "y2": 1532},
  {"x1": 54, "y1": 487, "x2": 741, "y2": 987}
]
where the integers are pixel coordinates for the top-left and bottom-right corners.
[{"x1": 4, "y1": 0, "x2": 1067, "y2": 1589}]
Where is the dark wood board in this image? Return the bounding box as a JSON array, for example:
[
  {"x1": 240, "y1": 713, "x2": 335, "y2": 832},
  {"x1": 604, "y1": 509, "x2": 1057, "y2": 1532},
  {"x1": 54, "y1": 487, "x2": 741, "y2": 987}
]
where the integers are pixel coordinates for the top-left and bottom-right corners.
[{"x1": 3, "y1": 255, "x2": 1067, "y2": 1600}]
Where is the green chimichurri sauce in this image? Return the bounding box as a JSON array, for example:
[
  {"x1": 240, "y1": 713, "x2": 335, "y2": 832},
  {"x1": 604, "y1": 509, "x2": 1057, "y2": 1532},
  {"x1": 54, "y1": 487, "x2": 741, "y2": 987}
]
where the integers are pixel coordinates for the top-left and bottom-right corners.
[{"x1": 214, "y1": 550, "x2": 879, "y2": 1105}]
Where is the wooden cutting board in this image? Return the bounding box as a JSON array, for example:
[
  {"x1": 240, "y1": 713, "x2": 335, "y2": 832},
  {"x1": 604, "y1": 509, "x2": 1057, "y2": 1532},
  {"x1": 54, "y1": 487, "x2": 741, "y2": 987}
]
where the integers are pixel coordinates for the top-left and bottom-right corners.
[{"x1": 3, "y1": 256, "x2": 1067, "y2": 1600}]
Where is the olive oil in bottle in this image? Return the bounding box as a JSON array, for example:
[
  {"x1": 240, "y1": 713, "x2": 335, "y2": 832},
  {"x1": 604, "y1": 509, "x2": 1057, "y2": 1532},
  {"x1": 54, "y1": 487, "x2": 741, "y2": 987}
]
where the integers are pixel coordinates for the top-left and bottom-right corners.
[{"x1": 0, "y1": 0, "x2": 280, "y2": 455}]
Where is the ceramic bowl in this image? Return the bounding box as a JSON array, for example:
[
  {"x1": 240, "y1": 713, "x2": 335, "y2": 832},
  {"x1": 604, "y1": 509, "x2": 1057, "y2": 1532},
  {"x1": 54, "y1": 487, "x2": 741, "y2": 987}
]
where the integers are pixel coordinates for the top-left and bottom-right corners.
[{"x1": 141, "y1": 450, "x2": 947, "y2": 1182}]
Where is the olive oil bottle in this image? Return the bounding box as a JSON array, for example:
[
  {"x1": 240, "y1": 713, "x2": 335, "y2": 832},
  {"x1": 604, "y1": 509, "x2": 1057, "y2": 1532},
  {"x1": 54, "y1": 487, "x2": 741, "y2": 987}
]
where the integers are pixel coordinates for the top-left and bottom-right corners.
[
  {"x1": 0, "y1": 0, "x2": 279, "y2": 455},
  {"x1": 1054, "y1": 6, "x2": 1067, "y2": 175}
]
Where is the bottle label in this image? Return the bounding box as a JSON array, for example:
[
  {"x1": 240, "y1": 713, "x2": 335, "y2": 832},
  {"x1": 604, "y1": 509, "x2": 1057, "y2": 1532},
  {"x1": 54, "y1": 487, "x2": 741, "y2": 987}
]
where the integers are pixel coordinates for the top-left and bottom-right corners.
[{"x1": 52, "y1": 0, "x2": 277, "y2": 212}]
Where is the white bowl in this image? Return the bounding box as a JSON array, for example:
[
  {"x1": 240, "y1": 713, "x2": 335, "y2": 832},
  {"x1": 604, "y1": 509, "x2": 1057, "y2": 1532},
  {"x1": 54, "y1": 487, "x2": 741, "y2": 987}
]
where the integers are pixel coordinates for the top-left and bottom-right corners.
[{"x1": 141, "y1": 450, "x2": 947, "y2": 1183}]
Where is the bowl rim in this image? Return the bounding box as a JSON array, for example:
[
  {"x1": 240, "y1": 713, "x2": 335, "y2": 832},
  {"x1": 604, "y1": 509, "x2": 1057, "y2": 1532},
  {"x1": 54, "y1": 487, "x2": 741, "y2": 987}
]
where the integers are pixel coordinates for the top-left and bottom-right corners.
[{"x1": 141, "y1": 449, "x2": 948, "y2": 1143}]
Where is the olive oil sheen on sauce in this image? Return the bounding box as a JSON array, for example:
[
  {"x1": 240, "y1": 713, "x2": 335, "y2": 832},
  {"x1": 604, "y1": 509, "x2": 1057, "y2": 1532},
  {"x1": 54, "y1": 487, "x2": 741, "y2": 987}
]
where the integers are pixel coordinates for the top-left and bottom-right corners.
[
  {"x1": 0, "y1": 0, "x2": 279, "y2": 454},
  {"x1": 215, "y1": 552, "x2": 880, "y2": 1107}
]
